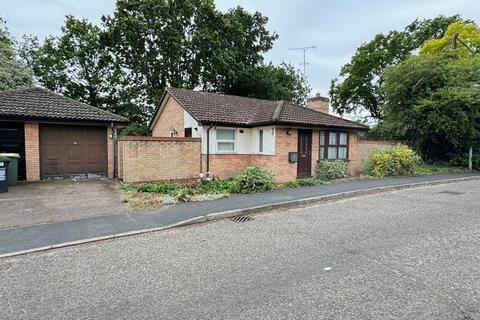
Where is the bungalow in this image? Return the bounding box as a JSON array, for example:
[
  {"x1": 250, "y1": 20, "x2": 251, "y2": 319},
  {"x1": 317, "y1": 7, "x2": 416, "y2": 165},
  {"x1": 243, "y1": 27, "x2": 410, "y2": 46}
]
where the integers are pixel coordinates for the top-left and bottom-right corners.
[
  {"x1": 0, "y1": 87, "x2": 128, "y2": 181},
  {"x1": 148, "y1": 88, "x2": 368, "y2": 182}
]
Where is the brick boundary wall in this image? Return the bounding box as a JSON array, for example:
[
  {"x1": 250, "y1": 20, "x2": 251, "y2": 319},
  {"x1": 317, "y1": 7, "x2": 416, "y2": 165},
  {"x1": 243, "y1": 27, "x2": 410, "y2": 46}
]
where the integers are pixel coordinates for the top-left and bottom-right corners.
[
  {"x1": 117, "y1": 136, "x2": 201, "y2": 183},
  {"x1": 349, "y1": 135, "x2": 399, "y2": 175}
]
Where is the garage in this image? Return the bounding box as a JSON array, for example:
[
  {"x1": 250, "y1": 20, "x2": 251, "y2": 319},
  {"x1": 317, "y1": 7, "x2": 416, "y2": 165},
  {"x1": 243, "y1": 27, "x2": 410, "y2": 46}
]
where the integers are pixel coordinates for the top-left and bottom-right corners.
[
  {"x1": 40, "y1": 125, "x2": 108, "y2": 179},
  {"x1": 0, "y1": 87, "x2": 128, "y2": 181}
]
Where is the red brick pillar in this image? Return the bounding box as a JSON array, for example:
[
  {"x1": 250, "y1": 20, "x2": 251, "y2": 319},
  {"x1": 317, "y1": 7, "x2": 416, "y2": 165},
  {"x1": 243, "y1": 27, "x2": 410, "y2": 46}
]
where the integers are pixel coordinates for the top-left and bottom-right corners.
[{"x1": 24, "y1": 122, "x2": 40, "y2": 181}]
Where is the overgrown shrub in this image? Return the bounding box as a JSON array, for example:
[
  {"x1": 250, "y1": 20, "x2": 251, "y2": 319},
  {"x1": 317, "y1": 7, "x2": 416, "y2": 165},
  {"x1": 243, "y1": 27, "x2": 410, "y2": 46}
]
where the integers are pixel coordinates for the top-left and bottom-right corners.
[
  {"x1": 236, "y1": 166, "x2": 275, "y2": 193},
  {"x1": 135, "y1": 182, "x2": 179, "y2": 194},
  {"x1": 315, "y1": 160, "x2": 348, "y2": 181},
  {"x1": 448, "y1": 152, "x2": 480, "y2": 170},
  {"x1": 198, "y1": 178, "x2": 240, "y2": 194},
  {"x1": 365, "y1": 144, "x2": 421, "y2": 177}
]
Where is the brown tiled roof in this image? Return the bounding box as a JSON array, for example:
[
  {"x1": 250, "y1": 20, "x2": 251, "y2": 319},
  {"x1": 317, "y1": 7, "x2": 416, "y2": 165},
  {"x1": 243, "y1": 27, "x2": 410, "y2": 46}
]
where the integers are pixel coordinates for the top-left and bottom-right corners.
[
  {"x1": 0, "y1": 87, "x2": 128, "y2": 124},
  {"x1": 155, "y1": 87, "x2": 367, "y2": 130}
]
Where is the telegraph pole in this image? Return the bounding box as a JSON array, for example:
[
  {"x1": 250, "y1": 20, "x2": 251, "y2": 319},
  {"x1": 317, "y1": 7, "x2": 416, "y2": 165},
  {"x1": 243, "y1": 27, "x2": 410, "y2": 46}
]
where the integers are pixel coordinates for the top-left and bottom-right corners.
[
  {"x1": 289, "y1": 45, "x2": 316, "y2": 75},
  {"x1": 452, "y1": 32, "x2": 475, "y2": 170}
]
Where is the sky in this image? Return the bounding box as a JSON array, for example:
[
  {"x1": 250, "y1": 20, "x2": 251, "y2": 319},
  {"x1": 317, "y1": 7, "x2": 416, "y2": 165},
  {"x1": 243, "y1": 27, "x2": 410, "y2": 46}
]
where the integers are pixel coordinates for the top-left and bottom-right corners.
[{"x1": 1, "y1": 0, "x2": 479, "y2": 98}]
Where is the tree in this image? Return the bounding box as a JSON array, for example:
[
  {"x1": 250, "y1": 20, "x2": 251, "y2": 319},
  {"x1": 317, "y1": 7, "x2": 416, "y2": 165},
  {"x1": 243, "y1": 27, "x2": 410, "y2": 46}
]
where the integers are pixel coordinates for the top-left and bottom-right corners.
[
  {"x1": 330, "y1": 15, "x2": 460, "y2": 119},
  {"x1": 21, "y1": 16, "x2": 147, "y2": 123},
  {"x1": 421, "y1": 21, "x2": 480, "y2": 58},
  {"x1": 102, "y1": 0, "x2": 279, "y2": 110},
  {"x1": 226, "y1": 63, "x2": 310, "y2": 104},
  {"x1": 382, "y1": 52, "x2": 480, "y2": 160},
  {"x1": 0, "y1": 16, "x2": 32, "y2": 91}
]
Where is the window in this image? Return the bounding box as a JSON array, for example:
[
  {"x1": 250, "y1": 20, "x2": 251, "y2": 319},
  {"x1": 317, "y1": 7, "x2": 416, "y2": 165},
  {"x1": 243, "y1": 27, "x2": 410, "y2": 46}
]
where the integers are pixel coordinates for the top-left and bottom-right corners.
[
  {"x1": 184, "y1": 128, "x2": 192, "y2": 137},
  {"x1": 216, "y1": 129, "x2": 236, "y2": 153},
  {"x1": 259, "y1": 130, "x2": 264, "y2": 153},
  {"x1": 319, "y1": 131, "x2": 348, "y2": 160}
]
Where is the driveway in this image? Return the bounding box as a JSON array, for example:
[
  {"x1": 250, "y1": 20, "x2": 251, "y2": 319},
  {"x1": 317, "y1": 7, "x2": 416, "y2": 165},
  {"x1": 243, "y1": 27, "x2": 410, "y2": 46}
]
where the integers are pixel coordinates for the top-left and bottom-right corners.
[
  {"x1": 1, "y1": 179, "x2": 479, "y2": 319},
  {"x1": 0, "y1": 179, "x2": 135, "y2": 229}
]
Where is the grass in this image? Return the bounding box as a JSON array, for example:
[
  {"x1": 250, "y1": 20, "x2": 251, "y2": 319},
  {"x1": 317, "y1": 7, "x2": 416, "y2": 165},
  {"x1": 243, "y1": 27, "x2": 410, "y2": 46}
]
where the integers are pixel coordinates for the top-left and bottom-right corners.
[{"x1": 413, "y1": 163, "x2": 469, "y2": 176}]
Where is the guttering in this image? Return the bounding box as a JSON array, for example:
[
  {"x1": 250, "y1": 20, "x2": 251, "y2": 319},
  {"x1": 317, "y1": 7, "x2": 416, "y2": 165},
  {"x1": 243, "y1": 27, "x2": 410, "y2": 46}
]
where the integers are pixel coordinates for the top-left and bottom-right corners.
[
  {"x1": 206, "y1": 125, "x2": 213, "y2": 173},
  {"x1": 111, "y1": 122, "x2": 116, "y2": 179}
]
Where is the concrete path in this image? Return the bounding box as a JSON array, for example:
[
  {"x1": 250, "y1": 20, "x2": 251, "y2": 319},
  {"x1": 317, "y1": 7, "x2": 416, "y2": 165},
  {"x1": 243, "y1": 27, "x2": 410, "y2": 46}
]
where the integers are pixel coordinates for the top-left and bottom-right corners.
[{"x1": 0, "y1": 172, "x2": 479, "y2": 257}]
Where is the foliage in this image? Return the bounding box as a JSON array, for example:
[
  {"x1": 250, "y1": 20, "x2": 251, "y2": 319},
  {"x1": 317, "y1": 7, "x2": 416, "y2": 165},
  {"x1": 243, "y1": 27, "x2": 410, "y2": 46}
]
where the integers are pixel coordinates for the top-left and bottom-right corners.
[
  {"x1": 20, "y1": 16, "x2": 147, "y2": 123},
  {"x1": 330, "y1": 15, "x2": 460, "y2": 119},
  {"x1": 134, "y1": 182, "x2": 180, "y2": 194},
  {"x1": 382, "y1": 52, "x2": 480, "y2": 159},
  {"x1": 448, "y1": 150, "x2": 480, "y2": 169},
  {"x1": 365, "y1": 145, "x2": 422, "y2": 177},
  {"x1": 236, "y1": 166, "x2": 275, "y2": 193},
  {"x1": 413, "y1": 163, "x2": 468, "y2": 175},
  {"x1": 20, "y1": 2, "x2": 307, "y2": 124},
  {"x1": 226, "y1": 62, "x2": 310, "y2": 105},
  {"x1": 280, "y1": 178, "x2": 326, "y2": 189},
  {"x1": 0, "y1": 17, "x2": 32, "y2": 91},
  {"x1": 421, "y1": 21, "x2": 480, "y2": 58},
  {"x1": 198, "y1": 178, "x2": 240, "y2": 194},
  {"x1": 315, "y1": 160, "x2": 348, "y2": 181},
  {"x1": 118, "y1": 122, "x2": 149, "y2": 136}
]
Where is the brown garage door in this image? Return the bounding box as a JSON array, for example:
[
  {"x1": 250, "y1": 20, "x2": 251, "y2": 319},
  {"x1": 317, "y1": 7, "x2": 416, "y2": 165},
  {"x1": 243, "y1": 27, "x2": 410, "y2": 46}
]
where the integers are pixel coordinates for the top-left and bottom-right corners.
[{"x1": 40, "y1": 125, "x2": 107, "y2": 179}]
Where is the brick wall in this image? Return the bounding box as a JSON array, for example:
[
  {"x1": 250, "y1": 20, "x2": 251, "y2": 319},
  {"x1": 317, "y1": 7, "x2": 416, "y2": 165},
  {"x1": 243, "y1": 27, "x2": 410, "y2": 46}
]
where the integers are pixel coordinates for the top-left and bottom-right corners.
[
  {"x1": 151, "y1": 96, "x2": 185, "y2": 137},
  {"x1": 117, "y1": 136, "x2": 201, "y2": 183},
  {"x1": 24, "y1": 122, "x2": 40, "y2": 181},
  {"x1": 348, "y1": 133, "x2": 398, "y2": 175}
]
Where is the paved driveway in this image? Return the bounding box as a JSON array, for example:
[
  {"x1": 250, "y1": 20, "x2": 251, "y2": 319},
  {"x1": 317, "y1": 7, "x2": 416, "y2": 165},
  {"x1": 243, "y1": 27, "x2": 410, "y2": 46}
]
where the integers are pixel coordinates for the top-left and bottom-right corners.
[
  {"x1": 1, "y1": 180, "x2": 478, "y2": 319},
  {"x1": 0, "y1": 180, "x2": 134, "y2": 229}
]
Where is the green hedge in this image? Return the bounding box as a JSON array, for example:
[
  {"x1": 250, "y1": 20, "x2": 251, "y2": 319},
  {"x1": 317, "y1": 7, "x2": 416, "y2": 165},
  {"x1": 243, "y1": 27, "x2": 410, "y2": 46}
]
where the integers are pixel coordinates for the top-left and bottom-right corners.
[
  {"x1": 315, "y1": 160, "x2": 348, "y2": 181},
  {"x1": 365, "y1": 144, "x2": 421, "y2": 177}
]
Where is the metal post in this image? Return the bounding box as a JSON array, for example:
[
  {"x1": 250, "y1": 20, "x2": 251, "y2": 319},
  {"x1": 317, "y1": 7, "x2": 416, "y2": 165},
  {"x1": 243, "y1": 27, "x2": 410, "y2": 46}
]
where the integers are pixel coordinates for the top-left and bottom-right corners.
[{"x1": 468, "y1": 146, "x2": 473, "y2": 171}]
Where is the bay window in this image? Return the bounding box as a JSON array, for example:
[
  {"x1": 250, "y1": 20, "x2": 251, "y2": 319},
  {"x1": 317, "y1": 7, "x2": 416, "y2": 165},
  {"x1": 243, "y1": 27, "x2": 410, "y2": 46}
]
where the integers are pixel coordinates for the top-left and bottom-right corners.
[{"x1": 319, "y1": 131, "x2": 348, "y2": 160}]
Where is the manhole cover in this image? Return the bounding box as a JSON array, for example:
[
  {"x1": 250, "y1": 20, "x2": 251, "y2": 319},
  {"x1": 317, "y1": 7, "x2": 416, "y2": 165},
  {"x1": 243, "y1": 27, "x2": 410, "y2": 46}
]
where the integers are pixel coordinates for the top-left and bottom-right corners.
[
  {"x1": 439, "y1": 191, "x2": 465, "y2": 195},
  {"x1": 231, "y1": 216, "x2": 254, "y2": 223}
]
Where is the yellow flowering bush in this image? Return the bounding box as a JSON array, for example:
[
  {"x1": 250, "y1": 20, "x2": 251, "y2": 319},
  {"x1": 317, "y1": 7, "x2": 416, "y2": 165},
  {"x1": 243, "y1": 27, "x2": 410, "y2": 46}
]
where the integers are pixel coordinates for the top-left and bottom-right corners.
[{"x1": 365, "y1": 144, "x2": 421, "y2": 177}]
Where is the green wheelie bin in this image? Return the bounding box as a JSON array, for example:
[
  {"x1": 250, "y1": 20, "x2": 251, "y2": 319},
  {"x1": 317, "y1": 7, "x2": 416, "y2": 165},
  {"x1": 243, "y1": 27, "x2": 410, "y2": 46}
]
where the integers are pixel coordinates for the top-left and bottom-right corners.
[{"x1": 0, "y1": 153, "x2": 20, "y2": 186}]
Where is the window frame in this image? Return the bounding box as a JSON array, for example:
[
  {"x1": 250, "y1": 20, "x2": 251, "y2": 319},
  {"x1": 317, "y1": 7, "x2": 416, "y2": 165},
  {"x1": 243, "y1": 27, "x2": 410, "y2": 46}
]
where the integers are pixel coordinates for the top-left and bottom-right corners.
[
  {"x1": 258, "y1": 129, "x2": 264, "y2": 153},
  {"x1": 319, "y1": 131, "x2": 349, "y2": 160},
  {"x1": 216, "y1": 128, "x2": 237, "y2": 153}
]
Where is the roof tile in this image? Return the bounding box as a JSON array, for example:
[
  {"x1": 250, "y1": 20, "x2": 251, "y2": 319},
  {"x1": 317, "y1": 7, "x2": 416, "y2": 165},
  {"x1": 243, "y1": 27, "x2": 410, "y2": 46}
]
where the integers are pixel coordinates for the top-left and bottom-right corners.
[
  {"x1": 0, "y1": 87, "x2": 128, "y2": 123},
  {"x1": 161, "y1": 87, "x2": 367, "y2": 130}
]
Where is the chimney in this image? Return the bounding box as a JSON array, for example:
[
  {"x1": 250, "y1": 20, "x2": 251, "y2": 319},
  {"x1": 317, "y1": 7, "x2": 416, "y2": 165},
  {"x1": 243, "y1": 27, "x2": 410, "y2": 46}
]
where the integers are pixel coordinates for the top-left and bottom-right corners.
[{"x1": 306, "y1": 91, "x2": 329, "y2": 114}]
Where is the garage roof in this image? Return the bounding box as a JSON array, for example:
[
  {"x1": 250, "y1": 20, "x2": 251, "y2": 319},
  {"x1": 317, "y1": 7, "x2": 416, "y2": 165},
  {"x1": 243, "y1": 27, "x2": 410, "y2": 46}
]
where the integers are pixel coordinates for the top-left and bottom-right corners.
[{"x1": 0, "y1": 87, "x2": 128, "y2": 124}]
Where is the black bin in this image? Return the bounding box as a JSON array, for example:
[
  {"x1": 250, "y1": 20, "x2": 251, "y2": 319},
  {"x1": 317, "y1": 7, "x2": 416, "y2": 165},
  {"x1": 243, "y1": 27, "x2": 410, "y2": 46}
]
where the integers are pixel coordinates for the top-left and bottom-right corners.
[{"x1": 0, "y1": 157, "x2": 10, "y2": 193}]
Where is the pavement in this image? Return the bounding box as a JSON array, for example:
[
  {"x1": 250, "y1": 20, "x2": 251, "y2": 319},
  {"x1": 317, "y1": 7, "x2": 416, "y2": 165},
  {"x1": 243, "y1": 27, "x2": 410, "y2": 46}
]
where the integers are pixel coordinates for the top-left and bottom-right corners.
[
  {"x1": 1, "y1": 179, "x2": 479, "y2": 319},
  {"x1": 0, "y1": 179, "x2": 143, "y2": 229},
  {"x1": 0, "y1": 172, "x2": 479, "y2": 257}
]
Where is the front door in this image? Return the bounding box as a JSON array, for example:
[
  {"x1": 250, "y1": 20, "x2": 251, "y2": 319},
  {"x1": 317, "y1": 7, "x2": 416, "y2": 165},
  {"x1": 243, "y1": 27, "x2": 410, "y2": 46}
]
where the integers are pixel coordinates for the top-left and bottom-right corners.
[{"x1": 297, "y1": 129, "x2": 312, "y2": 178}]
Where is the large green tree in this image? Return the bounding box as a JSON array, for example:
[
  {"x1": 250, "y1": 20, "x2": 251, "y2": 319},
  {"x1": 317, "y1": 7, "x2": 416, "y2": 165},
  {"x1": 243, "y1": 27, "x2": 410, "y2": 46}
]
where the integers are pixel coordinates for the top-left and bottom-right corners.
[
  {"x1": 382, "y1": 52, "x2": 480, "y2": 159},
  {"x1": 22, "y1": 1, "x2": 308, "y2": 127},
  {"x1": 330, "y1": 15, "x2": 460, "y2": 119},
  {"x1": 21, "y1": 16, "x2": 147, "y2": 122},
  {"x1": 0, "y1": 16, "x2": 32, "y2": 91}
]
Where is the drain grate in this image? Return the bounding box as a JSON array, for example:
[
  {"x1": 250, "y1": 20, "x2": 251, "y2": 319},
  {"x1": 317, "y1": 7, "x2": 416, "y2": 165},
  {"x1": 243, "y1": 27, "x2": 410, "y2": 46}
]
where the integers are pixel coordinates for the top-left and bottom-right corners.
[
  {"x1": 231, "y1": 215, "x2": 255, "y2": 223},
  {"x1": 439, "y1": 191, "x2": 465, "y2": 195}
]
